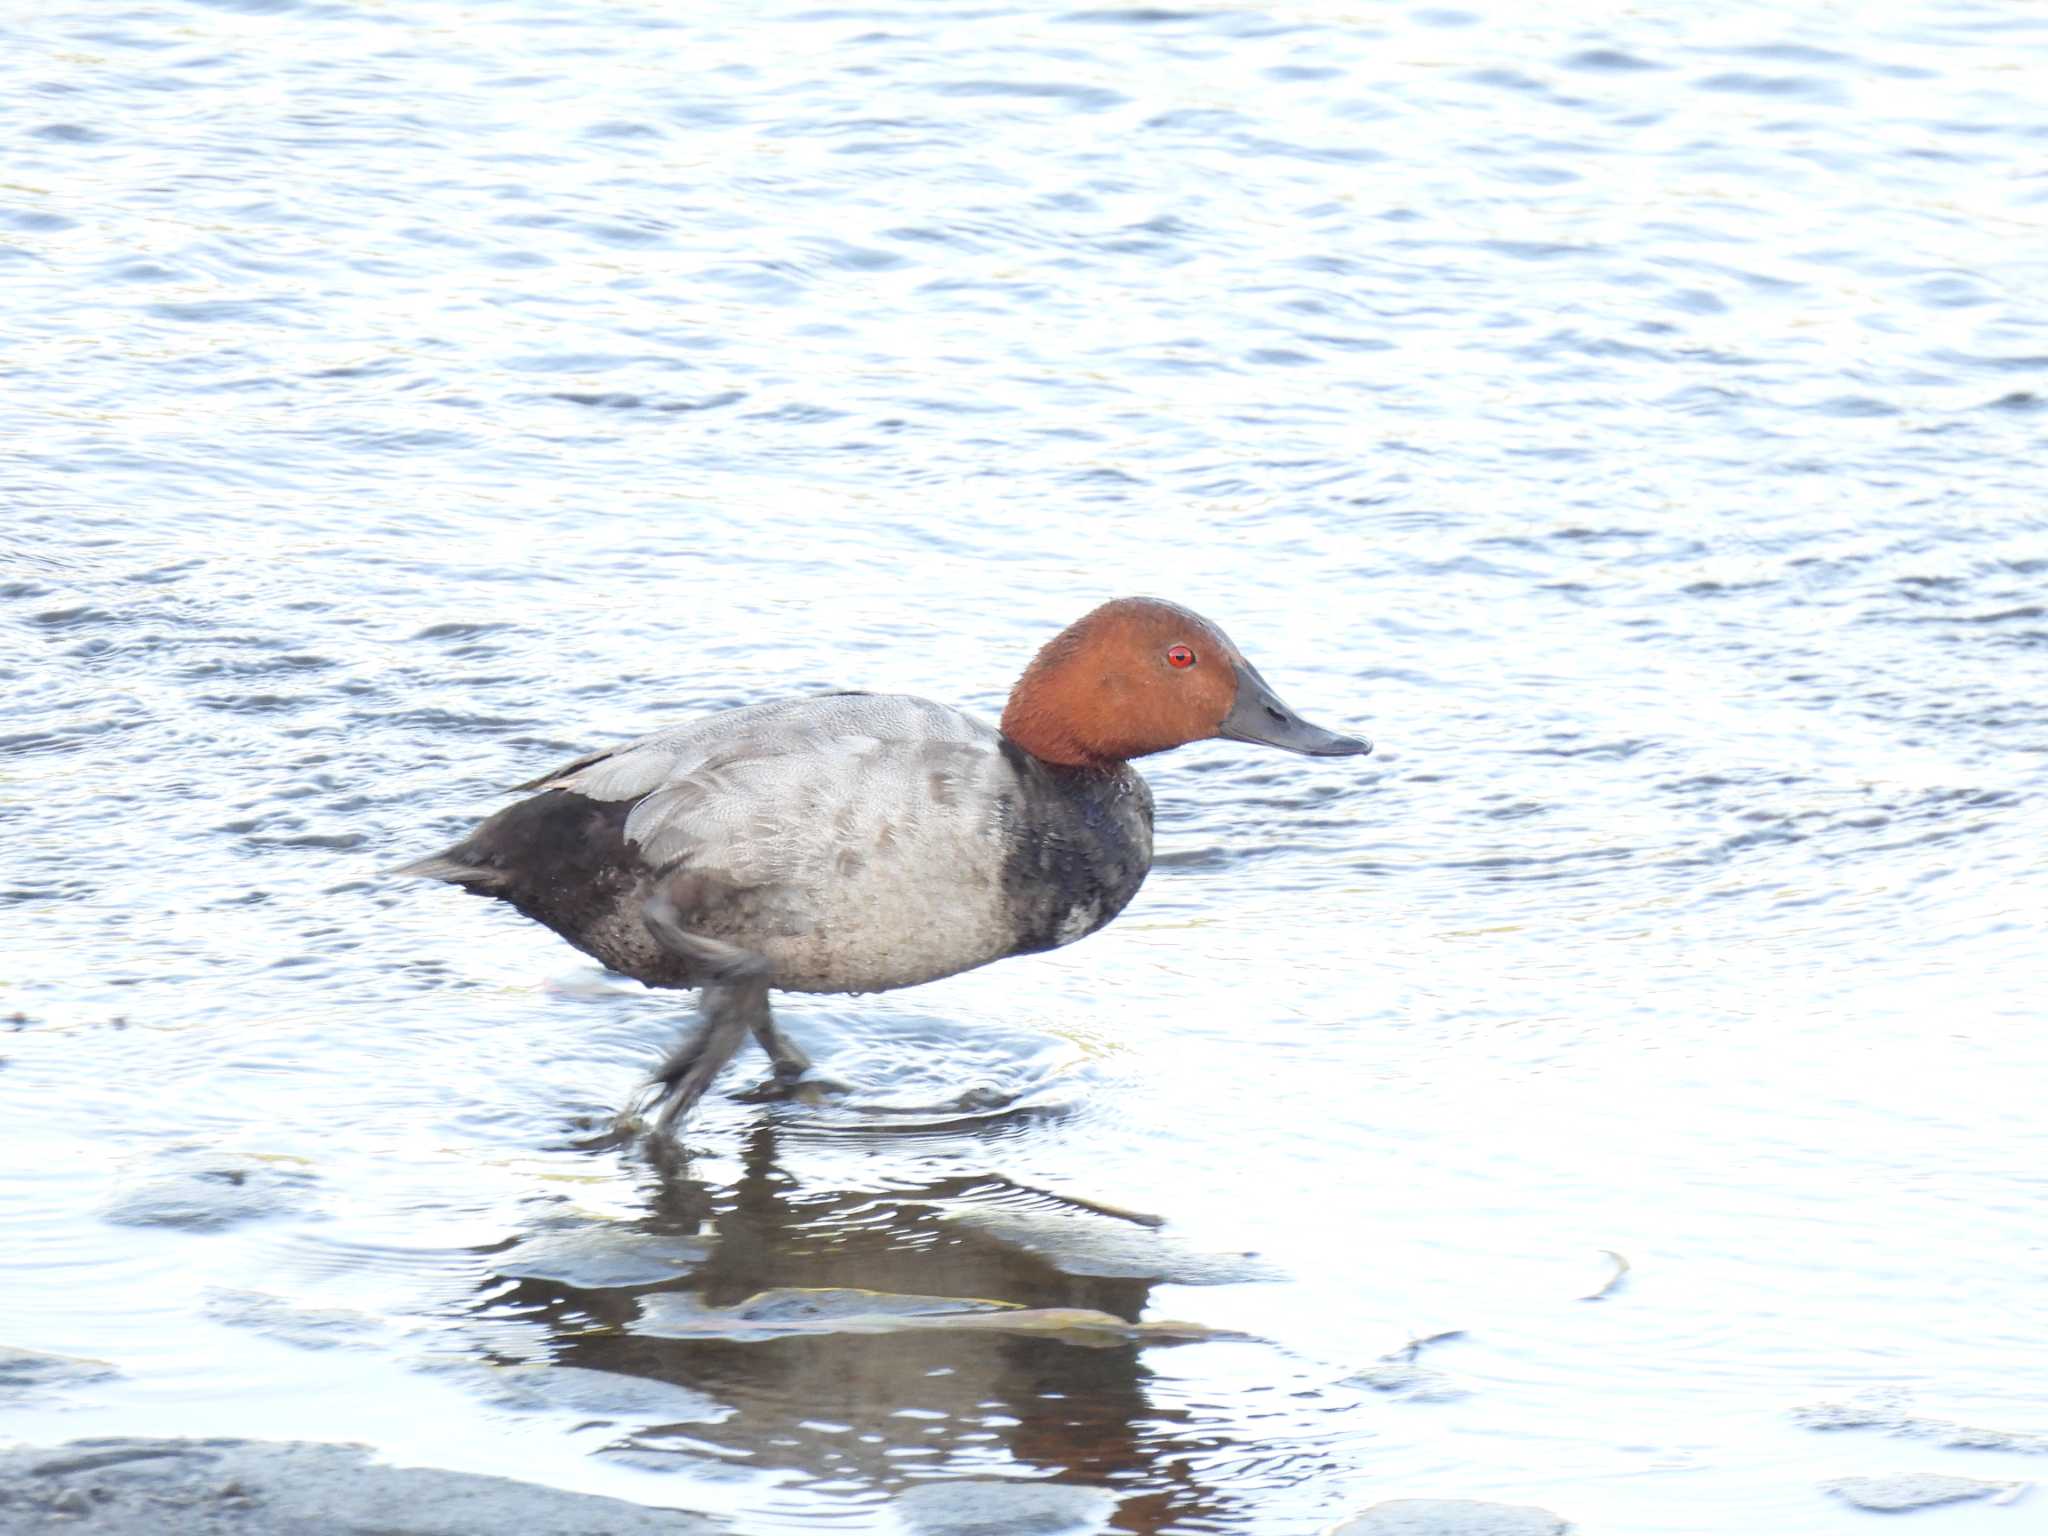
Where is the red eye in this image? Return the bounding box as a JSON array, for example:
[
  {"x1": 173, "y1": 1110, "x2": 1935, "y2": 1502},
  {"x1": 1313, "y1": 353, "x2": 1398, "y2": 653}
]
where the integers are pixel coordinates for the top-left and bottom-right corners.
[{"x1": 1166, "y1": 644, "x2": 1196, "y2": 669}]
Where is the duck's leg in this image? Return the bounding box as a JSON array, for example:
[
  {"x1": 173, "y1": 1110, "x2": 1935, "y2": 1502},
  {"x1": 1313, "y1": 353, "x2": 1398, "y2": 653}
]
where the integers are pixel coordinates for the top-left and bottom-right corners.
[
  {"x1": 750, "y1": 1012, "x2": 812, "y2": 1085},
  {"x1": 638, "y1": 987, "x2": 755, "y2": 1136},
  {"x1": 637, "y1": 892, "x2": 815, "y2": 1129}
]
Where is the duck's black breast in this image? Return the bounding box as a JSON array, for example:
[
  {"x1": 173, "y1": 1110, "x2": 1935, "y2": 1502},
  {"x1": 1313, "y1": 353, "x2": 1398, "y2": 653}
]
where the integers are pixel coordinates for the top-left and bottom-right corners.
[{"x1": 995, "y1": 742, "x2": 1156, "y2": 957}]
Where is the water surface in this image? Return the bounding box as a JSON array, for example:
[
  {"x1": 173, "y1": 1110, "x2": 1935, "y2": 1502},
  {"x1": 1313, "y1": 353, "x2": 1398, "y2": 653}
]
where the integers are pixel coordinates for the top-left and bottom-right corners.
[{"x1": 4, "y1": 1, "x2": 2047, "y2": 1531}]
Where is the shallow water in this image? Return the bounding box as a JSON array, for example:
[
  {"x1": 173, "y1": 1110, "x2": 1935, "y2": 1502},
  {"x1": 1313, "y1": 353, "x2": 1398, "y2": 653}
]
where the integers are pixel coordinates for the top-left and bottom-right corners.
[{"x1": 4, "y1": 0, "x2": 2047, "y2": 1531}]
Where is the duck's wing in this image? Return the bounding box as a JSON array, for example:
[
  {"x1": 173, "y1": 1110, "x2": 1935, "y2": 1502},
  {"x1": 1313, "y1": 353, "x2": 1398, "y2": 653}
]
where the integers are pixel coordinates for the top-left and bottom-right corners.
[
  {"x1": 595, "y1": 695, "x2": 1004, "y2": 880},
  {"x1": 504, "y1": 694, "x2": 856, "y2": 794},
  {"x1": 396, "y1": 693, "x2": 1001, "y2": 898},
  {"x1": 522, "y1": 693, "x2": 971, "y2": 795}
]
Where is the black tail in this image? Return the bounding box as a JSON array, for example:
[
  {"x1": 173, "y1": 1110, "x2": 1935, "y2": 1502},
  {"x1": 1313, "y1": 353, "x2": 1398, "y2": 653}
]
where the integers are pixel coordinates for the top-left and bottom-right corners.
[
  {"x1": 390, "y1": 790, "x2": 637, "y2": 917},
  {"x1": 387, "y1": 848, "x2": 508, "y2": 890}
]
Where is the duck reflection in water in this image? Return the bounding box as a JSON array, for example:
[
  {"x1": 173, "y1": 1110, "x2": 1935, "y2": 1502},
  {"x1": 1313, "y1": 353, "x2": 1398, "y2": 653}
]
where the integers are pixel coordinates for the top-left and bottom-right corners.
[{"x1": 481, "y1": 1124, "x2": 1263, "y2": 1534}]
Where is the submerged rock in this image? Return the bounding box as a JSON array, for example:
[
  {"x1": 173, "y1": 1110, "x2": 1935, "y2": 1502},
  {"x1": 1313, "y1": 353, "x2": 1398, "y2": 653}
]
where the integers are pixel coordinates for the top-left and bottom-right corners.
[
  {"x1": 633, "y1": 1286, "x2": 1242, "y2": 1347},
  {"x1": 1342, "y1": 1356, "x2": 1469, "y2": 1404},
  {"x1": 0, "y1": 1345, "x2": 119, "y2": 1401},
  {"x1": 894, "y1": 1478, "x2": 1119, "y2": 1535},
  {"x1": 203, "y1": 1289, "x2": 389, "y2": 1351},
  {"x1": 0, "y1": 1438, "x2": 719, "y2": 1535},
  {"x1": 592, "y1": 1437, "x2": 761, "y2": 1479},
  {"x1": 422, "y1": 1358, "x2": 729, "y2": 1425},
  {"x1": 1823, "y1": 1474, "x2": 2027, "y2": 1512},
  {"x1": 493, "y1": 1225, "x2": 716, "y2": 1289},
  {"x1": 1795, "y1": 1396, "x2": 2048, "y2": 1456},
  {"x1": 938, "y1": 1204, "x2": 1275, "y2": 1284},
  {"x1": 1327, "y1": 1498, "x2": 1570, "y2": 1535},
  {"x1": 100, "y1": 1149, "x2": 316, "y2": 1232},
  {"x1": 1343, "y1": 1328, "x2": 1471, "y2": 1404}
]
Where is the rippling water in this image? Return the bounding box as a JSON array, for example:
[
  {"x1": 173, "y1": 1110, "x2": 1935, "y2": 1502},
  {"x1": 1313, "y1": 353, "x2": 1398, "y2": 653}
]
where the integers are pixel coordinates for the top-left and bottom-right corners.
[{"x1": 5, "y1": 1, "x2": 2047, "y2": 1531}]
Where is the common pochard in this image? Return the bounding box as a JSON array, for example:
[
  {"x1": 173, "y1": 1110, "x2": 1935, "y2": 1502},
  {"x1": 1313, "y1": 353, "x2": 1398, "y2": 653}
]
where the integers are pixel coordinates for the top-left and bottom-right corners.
[{"x1": 398, "y1": 598, "x2": 1371, "y2": 1132}]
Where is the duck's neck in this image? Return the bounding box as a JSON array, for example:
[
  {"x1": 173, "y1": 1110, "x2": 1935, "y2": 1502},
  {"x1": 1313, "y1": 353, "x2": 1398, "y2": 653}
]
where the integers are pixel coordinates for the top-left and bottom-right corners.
[{"x1": 998, "y1": 703, "x2": 1111, "y2": 769}]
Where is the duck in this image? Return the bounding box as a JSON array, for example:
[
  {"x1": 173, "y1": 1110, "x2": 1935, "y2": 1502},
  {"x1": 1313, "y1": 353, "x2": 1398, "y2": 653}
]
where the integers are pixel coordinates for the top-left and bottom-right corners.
[{"x1": 396, "y1": 597, "x2": 1371, "y2": 1134}]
